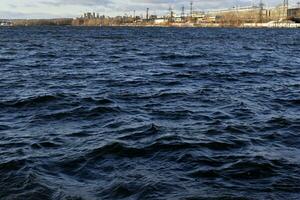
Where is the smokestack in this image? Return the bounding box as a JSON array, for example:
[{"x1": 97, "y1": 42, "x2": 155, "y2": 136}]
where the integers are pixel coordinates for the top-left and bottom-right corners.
[{"x1": 146, "y1": 8, "x2": 149, "y2": 20}]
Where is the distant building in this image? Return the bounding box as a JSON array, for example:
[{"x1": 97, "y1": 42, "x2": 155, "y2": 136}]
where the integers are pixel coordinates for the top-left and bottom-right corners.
[
  {"x1": 207, "y1": 4, "x2": 291, "y2": 23},
  {"x1": 0, "y1": 20, "x2": 12, "y2": 26},
  {"x1": 154, "y1": 18, "x2": 168, "y2": 24},
  {"x1": 83, "y1": 12, "x2": 102, "y2": 19},
  {"x1": 149, "y1": 15, "x2": 158, "y2": 20},
  {"x1": 78, "y1": 1, "x2": 300, "y2": 26},
  {"x1": 288, "y1": 8, "x2": 300, "y2": 22}
]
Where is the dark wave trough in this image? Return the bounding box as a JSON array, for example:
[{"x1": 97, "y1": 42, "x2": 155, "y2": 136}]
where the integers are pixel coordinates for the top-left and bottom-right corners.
[{"x1": 0, "y1": 27, "x2": 300, "y2": 200}]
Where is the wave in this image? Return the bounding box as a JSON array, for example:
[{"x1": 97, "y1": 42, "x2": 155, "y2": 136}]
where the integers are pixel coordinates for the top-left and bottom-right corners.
[
  {"x1": 30, "y1": 105, "x2": 121, "y2": 122},
  {"x1": 81, "y1": 138, "x2": 248, "y2": 161},
  {"x1": 160, "y1": 53, "x2": 206, "y2": 60},
  {"x1": 0, "y1": 94, "x2": 65, "y2": 108},
  {"x1": 0, "y1": 159, "x2": 27, "y2": 172},
  {"x1": 274, "y1": 98, "x2": 300, "y2": 106},
  {"x1": 189, "y1": 161, "x2": 275, "y2": 181},
  {"x1": 0, "y1": 58, "x2": 14, "y2": 62},
  {"x1": 0, "y1": 125, "x2": 11, "y2": 131},
  {"x1": 118, "y1": 123, "x2": 161, "y2": 140},
  {"x1": 31, "y1": 141, "x2": 62, "y2": 149},
  {"x1": 0, "y1": 94, "x2": 115, "y2": 110},
  {"x1": 266, "y1": 117, "x2": 293, "y2": 126}
]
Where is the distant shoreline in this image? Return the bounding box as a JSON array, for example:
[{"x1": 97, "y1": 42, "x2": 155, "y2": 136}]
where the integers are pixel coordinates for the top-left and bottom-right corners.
[
  {"x1": 1, "y1": 18, "x2": 300, "y2": 28},
  {"x1": 4, "y1": 24, "x2": 300, "y2": 29}
]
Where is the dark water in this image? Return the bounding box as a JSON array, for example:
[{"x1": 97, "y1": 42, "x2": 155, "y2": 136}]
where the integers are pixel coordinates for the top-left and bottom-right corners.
[{"x1": 0, "y1": 27, "x2": 300, "y2": 200}]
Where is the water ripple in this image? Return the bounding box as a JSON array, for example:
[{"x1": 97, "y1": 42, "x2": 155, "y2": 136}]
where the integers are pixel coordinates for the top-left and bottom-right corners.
[{"x1": 0, "y1": 27, "x2": 299, "y2": 200}]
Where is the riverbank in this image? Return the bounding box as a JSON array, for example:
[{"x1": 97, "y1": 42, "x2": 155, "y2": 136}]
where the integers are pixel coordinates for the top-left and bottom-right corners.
[{"x1": 3, "y1": 18, "x2": 300, "y2": 28}]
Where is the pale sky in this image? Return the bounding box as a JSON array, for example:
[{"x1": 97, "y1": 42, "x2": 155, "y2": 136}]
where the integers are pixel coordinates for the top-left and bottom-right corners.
[{"x1": 0, "y1": 0, "x2": 298, "y2": 19}]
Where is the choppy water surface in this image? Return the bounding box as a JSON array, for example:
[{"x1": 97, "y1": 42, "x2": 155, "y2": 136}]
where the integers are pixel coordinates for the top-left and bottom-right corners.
[{"x1": 0, "y1": 27, "x2": 300, "y2": 200}]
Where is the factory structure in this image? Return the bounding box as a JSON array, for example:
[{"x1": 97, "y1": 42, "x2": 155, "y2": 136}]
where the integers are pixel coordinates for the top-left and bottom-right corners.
[
  {"x1": 0, "y1": 20, "x2": 12, "y2": 26},
  {"x1": 74, "y1": 0, "x2": 300, "y2": 27},
  {"x1": 207, "y1": 0, "x2": 300, "y2": 23}
]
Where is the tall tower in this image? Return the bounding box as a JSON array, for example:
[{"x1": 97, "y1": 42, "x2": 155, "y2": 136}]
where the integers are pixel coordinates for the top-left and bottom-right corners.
[
  {"x1": 190, "y1": 1, "x2": 193, "y2": 18},
  {"x1": 181, "y1": 6, "x2": 185, "y2": 19},
  {"x1": 146, "y1": 8, "x2": 149, "y2": 20},
  {"x1": 259, "y1": 0, "x2": 264, "y2": 23},
  {"x1": 168, "y1": 6, "x2": 174, "y2": 22},
  {"x1": 282, "y1": 0, "x2": 288, "y2": 20}
]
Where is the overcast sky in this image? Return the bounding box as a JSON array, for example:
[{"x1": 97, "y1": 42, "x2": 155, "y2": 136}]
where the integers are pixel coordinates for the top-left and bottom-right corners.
[{"x1": 0, "y1": 0, "x2": 298, "y2": 19}]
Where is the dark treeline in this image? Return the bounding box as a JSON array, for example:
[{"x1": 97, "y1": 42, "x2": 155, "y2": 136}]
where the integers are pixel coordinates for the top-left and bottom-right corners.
[
  {"x1": 12, "y1": 18, "x2": 73, "y2": 26},
  {"x1": 71, "y1": 17, "x2": 151, "y2": 26}
]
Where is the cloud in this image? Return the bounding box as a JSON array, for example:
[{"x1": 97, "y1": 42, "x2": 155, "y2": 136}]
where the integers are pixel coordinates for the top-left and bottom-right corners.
[
  {"x1": 43, "y1": 0, "x2": 113, "y2": 6},
  {"x1": 0, "y1": 0, "x2": 298, "y2": 19},
  {"x1": 0, "y1": 10, "x2": 61, "y2": 19}
]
